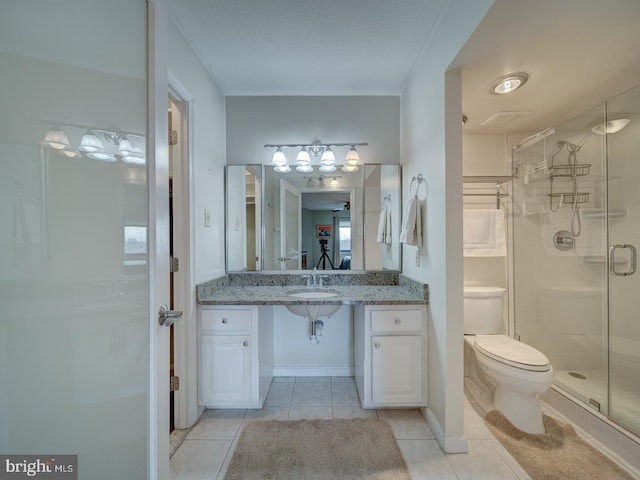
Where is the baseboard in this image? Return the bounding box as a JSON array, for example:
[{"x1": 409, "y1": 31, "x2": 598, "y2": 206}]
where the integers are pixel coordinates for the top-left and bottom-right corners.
[
  {"x1": 424, "y1": 407, "x2": 469, "y2": 454},
  {"x1": 272, "y1": 366, "x2": 354, "y2": 377}
]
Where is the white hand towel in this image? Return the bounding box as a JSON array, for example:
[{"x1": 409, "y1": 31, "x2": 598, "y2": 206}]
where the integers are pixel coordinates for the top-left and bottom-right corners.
[
  {"x1": 384, "y1": 205, "x2": 392, "y2": 244},
  {"x1": 463, "y1": 209, "x2": 506, "y2": 256},
  {"x1": 376, "y1": 206, "x2": 387, "y2": 243},
  {"x1": 399, "y1": 195, "x2": 422, "y2": 246}
]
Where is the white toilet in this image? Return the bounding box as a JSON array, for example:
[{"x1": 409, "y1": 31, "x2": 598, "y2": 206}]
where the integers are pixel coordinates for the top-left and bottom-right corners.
[{"x1": 464, "y1": 286, "x2": 554, "y2": 434}]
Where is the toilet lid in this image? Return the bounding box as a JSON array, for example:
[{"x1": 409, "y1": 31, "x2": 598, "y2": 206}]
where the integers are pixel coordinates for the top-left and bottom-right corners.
[{"x1": 475, "y1": 335, "x2": 551, "y2": 372}]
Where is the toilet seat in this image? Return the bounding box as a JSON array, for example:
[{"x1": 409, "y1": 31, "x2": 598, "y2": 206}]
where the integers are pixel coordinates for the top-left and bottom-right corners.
[{"x1": 475, "y1": 335, "x2": 550, "y2": 372}]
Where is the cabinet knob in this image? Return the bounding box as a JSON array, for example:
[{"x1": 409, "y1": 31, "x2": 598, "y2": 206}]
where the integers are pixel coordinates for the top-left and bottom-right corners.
[
  {"x1": 394, "y1": 318, "x2": 401, "y2": 325},
  {"x1": 243, "y1": 340, "x2": 249, "y2": 347},
  {"x1": 222, "y1": 318, "x2": 228, "y2": 324},
  {"x1": 374, "y1": 342, "x2": 381, "y2": 349}
]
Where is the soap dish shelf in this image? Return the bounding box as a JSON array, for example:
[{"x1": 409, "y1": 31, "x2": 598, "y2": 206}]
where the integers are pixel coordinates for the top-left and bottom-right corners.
[
  {"x1": 549, "y1": 164, "x2": 591, "y2": 177},
  {"x1": 549, "y1": 192, "x2": 590, "y2": 206}
]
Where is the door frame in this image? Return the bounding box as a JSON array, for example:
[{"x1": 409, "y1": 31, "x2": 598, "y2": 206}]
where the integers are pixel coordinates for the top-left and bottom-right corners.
[{"x1": 168, "y1": 75, "x2": 198, "y2": 430}]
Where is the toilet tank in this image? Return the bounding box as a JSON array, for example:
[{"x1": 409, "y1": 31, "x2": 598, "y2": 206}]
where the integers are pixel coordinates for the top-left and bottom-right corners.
[{"x1": 464, "y1": 286, "x2": 506, "y2": 334}]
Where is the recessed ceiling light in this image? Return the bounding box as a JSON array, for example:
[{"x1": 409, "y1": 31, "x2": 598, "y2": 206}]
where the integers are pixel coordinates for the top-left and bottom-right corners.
[{"x1": 489, "y1": 72, "x2": 529, "y2": 95}]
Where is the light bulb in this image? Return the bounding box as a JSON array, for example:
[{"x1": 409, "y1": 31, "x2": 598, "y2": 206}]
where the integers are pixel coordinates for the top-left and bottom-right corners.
[
  {"x1": 296, "y1": 164, "x2": 313, "y2": 173},
  {"x1": 271, "y1": 147, "x2": 287, "y2": 166},
  {"x1": 43, "y1": 128, "x2": 69, "y2": 150},
  {"x1": 79, "y1": 130, "x2": 104, "y2": 153},
  {"x1": 274, "y1": 164, "x2": 291, "y2": 173},
  {"x1": 321, "y1": 147, "x2": 335, "y2": 165},
  {"x1": 345, "y1": 146, "x2": 360, "y2": 165},
  {"x1": 319, "y1": 164, "x2": 336, "y2": 173},
  {"x1": 296, "y1": 147, "x2": 310, "y2": 165}
]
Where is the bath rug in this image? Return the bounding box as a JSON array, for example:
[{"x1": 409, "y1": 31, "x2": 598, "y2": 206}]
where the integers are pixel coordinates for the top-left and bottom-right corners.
[
  {"x1": 224, "y1": 418, "x2": 411, "y2": 480},
  {"x1": 485, "y1": 410, "x2": 635, "y2": 480}
]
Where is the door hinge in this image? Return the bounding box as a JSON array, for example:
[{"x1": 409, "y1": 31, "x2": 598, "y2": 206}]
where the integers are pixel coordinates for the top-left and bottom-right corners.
[
  {"x1": 169, "y1": 129, "x2": 178, "y2": 146},
  {"x1": 170, "y1": 376, "x2": 180, "y2": 392},
  {"x1": 170, "y1": 256, "x2": 179, "y2": 273}
]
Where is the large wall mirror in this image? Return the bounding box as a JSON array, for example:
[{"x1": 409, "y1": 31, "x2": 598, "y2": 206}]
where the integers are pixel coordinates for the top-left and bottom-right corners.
[{"x1": 226, "y1": 164, "x2": 401, "y2": 272}]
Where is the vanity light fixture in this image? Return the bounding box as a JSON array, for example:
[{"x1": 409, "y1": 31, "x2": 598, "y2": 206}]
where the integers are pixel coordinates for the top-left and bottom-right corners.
[
  {"x1": 341, "y1": 164, "x2": 359, "y2": 173},
  {"x1": 331, "y1": 177, "x2": 339, "y2": 187},
  {"x1": 78, "y1": 130, "x2": 104, "y2": 153},
  {"x1": 319, "y1": 164, "x2": 337, "y2": 173},
  {"x1": 296, "y1": 147, "x2": 311, "y2": 165},
  {"x1": 345, "y1": 145, "x2": 360, "y2": 165},
  {"x1": 271, "y1": 146, "x2": 287, "y2": 166},
  {"x1": 43, "y1": 128, "x2": 69, "y2": 150},
  {"x1": 489, "y1": 72, "x2": 529, "y2": 95},
  {"x1": 321, "y1": 146, "x2": 336, "y2": 165},
  {"x1": 264, "y1": 141, "x2": 367, "y2": 173}
]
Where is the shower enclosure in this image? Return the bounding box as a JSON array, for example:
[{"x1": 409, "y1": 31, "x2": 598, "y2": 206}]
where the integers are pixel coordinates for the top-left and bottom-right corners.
[{"x1": 512, "y1": 84, "x2": 640, "y2": 438}]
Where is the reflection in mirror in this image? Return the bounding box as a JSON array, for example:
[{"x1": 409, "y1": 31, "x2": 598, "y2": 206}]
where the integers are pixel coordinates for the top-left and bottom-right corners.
[
  {"x1": 226, "y1": 165, "x2": 262, "y2": 271},
  {"x1": 225, "y1": 164, "x2": 401, "y2": 271},
  {"x1": 264, "y1": 167, "x2": 364, "y2": 270}
]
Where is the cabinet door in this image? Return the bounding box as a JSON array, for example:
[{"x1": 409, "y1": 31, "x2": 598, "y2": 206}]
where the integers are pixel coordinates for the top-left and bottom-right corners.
[
  {"x1": 201, "y1": 336, "x2": 251, "y2": 404},
  {"x1": 371, "y1": 335, "x2": 423, "y2": 405}
]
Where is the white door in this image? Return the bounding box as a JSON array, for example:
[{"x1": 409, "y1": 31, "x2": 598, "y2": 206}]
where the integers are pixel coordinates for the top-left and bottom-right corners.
[
  {"x1": 280, "y1": 179, "x2": 302, "y2": 270},
  {"x1": 0, "y1": 1, "x2": 170, "y2": 478}
]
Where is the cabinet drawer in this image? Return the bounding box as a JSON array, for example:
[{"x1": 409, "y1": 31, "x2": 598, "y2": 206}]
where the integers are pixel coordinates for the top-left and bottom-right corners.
[
  {"x1": 201, "y1": 308, "x2": 252, "y2": 333},
  {"x1": 370, "y1": 309, "x2": 423, "y2": 333}
]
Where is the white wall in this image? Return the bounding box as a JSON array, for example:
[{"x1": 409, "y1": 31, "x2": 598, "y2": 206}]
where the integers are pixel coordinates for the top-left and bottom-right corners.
[
  {"x1": 168, "y1": 15, "x2": 226, "y2": 428},
  {"x1": 226, "y1": 96, "x2": 400, "y2": 166},
  {"x1": 272, "y1": 306, "x2": 353, "y2": 376},
  {"x1": 169, "y1": 15, "x2": 226, "y2": 283},
  {"x1": 400, "y1": 0, "x2": 495, "y2": 453}
]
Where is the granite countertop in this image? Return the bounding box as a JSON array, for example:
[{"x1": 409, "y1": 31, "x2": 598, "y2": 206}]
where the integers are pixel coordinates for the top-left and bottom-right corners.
[
  {"x1": 196, "y1": 272, "x2": 428, "y2": 306},
  {"x1": 197, "y1": 285, "x2": 426, "y2": 306}
]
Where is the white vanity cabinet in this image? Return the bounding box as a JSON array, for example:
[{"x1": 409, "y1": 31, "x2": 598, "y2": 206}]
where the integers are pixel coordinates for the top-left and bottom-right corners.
[
  {"x1": 354, "y1": 304, "x2": 426, "y2": 408},
  {"x1": 199, "y1": 305, "x2": 273, "y2": 408}
]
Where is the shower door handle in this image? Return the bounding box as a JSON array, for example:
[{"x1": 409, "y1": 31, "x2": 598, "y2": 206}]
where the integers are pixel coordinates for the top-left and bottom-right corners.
[{"x1": 609, "y1": 244, "x2": 637, "y2": 276}]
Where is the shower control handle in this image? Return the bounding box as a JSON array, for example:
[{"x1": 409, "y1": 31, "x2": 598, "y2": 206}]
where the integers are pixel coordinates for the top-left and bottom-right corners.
[{"x1": 609, "y1": 244, "x2": 637, "y2": 276}]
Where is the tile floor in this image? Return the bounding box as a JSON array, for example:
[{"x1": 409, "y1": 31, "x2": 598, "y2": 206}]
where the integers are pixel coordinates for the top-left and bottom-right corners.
[{"x1": 170, "y1": 376, "x2": 638, "y2": 480}]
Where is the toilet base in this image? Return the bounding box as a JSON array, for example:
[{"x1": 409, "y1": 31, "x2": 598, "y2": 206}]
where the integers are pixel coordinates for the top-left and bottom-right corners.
[{"x1": 493, "y1": 384, "x2": 545, "y2": 434}]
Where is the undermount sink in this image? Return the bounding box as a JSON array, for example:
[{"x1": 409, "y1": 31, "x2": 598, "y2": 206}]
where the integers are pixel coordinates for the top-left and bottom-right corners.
[
  {"x1": 287, "y1": 288, "x2": 340, "y2": 299},
  {"x1": 286, "y1": 303, "x2": 341, "y2": 318},
  {"x1": 285, "y1": 288, "x2": 341, "y2": 318}
]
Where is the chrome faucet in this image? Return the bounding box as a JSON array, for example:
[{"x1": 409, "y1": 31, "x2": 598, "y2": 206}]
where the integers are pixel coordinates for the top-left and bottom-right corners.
[{"x1": 303, "y1": 268, "x2": 328, "y2": 286}]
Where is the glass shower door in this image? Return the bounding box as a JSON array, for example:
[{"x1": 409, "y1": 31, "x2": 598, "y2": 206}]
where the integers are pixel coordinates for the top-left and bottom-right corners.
[
  {"x1": 0, "y1": 0, "x2": 154, "y2": 477},
  {"x1": 606, "y1": 86, "x2": 640, "y2": 437}
]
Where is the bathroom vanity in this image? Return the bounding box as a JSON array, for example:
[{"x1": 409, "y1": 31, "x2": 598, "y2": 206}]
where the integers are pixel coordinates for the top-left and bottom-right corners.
[{"x1": 197, "y1": 272, "x2": 428, "y2": 409}]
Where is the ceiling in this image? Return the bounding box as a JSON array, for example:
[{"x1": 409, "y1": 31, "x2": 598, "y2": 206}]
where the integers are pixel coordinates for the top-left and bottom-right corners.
[{"x1": 169, "y1": 0, "x2": 640, "y2": 134}]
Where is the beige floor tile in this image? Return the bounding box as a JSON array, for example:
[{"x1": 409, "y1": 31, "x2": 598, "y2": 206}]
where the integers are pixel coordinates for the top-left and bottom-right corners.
[
  {"x1": 398, "y1": 439, "x2": 459, "y2": 480},
  {"x1": 447, "y1": 438, "x2": 520, "y2": 480},
  {"x1": 291, "y1": 381, "x2": 332, "y2": 406},
  {"x1": 170, "y1": 439, "x2": 231, "y2": 480},
  {"x1": 186, "y1": 409, "x2": 245, "y2": 440},
  {"x1": 288, "y1": 406, "x2": 334, "y2": 420},
  {"x1": 377, "y1": 409, "x2": 435, "y2": 440},
  {"x1": 332, "y1": 406, "x2": 377, "y2": 419}
]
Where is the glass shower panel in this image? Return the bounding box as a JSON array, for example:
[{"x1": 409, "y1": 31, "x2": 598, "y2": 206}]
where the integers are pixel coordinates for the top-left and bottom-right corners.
[
  {"x1": 606, "y1": 85, "x2": 640, "y2": 437},
  {"x1": 0, "y1": 1, "x2": 149, "y2": 478},
  {"x1": 512, "y1": 105, "x2": 608, "y2": 413}
]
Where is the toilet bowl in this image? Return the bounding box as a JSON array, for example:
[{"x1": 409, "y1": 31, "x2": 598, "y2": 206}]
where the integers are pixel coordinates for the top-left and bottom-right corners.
[{"x1": 464, "y1": 286, "x2": 554, "y2": 434}]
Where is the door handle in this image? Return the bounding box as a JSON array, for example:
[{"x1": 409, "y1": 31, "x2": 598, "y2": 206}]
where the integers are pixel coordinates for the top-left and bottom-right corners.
[
  {"x1": 158, "y1": 304, "x2": 183, "y2": 327},
  {"x1": 609, "y1": 244, "x2": 637, "y2": 276}
]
